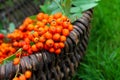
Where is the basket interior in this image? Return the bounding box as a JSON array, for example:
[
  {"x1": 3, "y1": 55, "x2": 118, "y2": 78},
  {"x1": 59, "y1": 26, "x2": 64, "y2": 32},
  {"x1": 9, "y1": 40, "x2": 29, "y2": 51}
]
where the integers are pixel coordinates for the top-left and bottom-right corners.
[{"x1": 0, "y1": 0, "x2": 43, "y2": 28}]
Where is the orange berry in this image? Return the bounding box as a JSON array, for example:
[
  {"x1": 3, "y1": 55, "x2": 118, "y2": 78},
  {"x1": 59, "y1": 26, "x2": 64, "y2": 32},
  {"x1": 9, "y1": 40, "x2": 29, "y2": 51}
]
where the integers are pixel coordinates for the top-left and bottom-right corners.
[
  {"x1": 12, "y1": 77, "x2": 19, "y2": 80},
  {"x1": 44, "y1": 26, "x2": 49, "y2": 32},
  {"x1": 31, "y1": 45, "x2": 38, "y2": 52},
  {"x1": 13, "y1": 41, "x2": 19, "y2": 47},
  {"x1": 56, "y1": 18, "x2": 63, "y2": 25},
  {"x1": 19, "y1": 74, "x2": 26, "y2": 80},
  {"x1": 33, "y1": 32, "x2": 39, "y2": 37},
  {"x1": 59, "y1": 42, "x2": 65, "y2": 48},
  {"x1": 49, "y1": 48, "x2": 55, "y2": 53},
  {"x1": 43, "y1": 14, "x2": 49, "y2": 19},
  {"x1": 42, "y1": 19, "x2": 48, "y2": 24},
  {"x1": 55, "y1": 48, "x2": 61, "y2": 55},
  {"x1": 68, "y1": 24, "x2": 73, "y2": 31},
  {"x1": 62, "y1": 29, "x2": 70, "y2": 36},
  {"x1": 39, "y1": 36, "x2": 46, "y2": 43},
  {"x1": 53, "y1": 33, "x2": 60, "y2": 41},
  {"x1": 37, "y1": 13, "x2": 44, "y2": 21},
  {"x1": 24, "y1": 70, "x2": 32, "y2": 79},
  {"x1": 46, "y1": 39, "x2": 54, "y2": 48},
  {"x1": 49, "y1": 26, "x2": 56, "y2": 34},
  {"x1": 56, "y1": 26, "x2": 62, "y2": 33},
  {"x1": 23, "y1": 17, "x2": 33, "y2": 26},
  {"x1": 48, "y1": 17, "x2": 55, "y2": 23},
  {"x1": 23, "y1": 45, "x2": 29, "y2": 50},
  {"x1": 36, "y1": 42, "x2": 43, "y2": 49},
  {"x1": 20, "y1": 41, "x2": 27, "y2": 46},
  {"x1": 60, "y1": 36, "x2": 66, "y2": 42},
  {"x1": 23, "y1": 22, "x2": 29, "y2": 27},
  {"x1": 54, "y1": 12, "x2": 62, "y2": 19},
  {"x1": 51, "y1": 21, "x2": 57, "y2": 26},
  {"x1": 34, "y1": 25, "x2": 39, "y2": 31},
  {"x1": 13, "y1": 58, "x2": 20, "y2": 65},
  {"x1": 33, "y1": 37, "x2": 39, "y2": 43},
  {"x1": 27, "y1": 48, "x2": 32, "y2": 54},
  {"x1": 27, "y1": 24, "x2": 34, "y2": 31},
  {"x1": 24, "y1": 38, "x2": 30, "y2": 44},
  {"x1": 37, "y1": 21, "x2": 45, "y2": 27},
  {"x1": 38, "y1": 27, "x2": 45, "y2": 35},
  {"x1": 44, "y1": 32, "x2": 52, "y2": 39},
  {"x1": 54, "y1": 43, "x2": 60, "y2": 49},
  {"x1": 28, "y1": 35, "x2": 34, "y2": 41},
  {"x1": 19, "y1": 25, "x2": 25, "y2": 31},
  {"x1": 27, "y1": 17, "x2": 33, "y2": 23},
  {"x1": 0, "y1": 52, "x2": 3, "y2": 57},
  {"x1": 63, "y1": 21, "x2": 69, "y2": 28},
  {"x1": 61, "y1": 15, "x2": 67, "y2": 21}
]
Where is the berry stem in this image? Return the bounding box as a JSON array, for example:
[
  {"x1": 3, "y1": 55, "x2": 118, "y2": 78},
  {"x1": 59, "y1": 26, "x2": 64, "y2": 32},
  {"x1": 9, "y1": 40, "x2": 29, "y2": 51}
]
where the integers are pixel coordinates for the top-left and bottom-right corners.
[
  {"x1": 14, "y1": 64, "x2": 20, "y2": 77},
  {"x1": 14, "y1": 48, "x2": 22, "y2": 78}
]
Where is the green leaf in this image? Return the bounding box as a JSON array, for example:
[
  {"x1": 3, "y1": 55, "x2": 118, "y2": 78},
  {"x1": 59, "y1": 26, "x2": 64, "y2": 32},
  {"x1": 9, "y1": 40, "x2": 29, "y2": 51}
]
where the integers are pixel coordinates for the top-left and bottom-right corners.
[
  {"x1": 0, "y1": 30, "x2": 7, "y2": 35},
  {"x1": 72, "y1": 0, "x2": 99, "y2": 12},
  {"x1": 72, "y1": 0, "x2": 99, "y2": 6},
  {"x1": 48, "y1": 1, "x2": 58, "y2": 11},
  {"x1": 30, "y1": 41, "x2": 35, "y2": 46},
  {"x1": 40, "y1": 0, "x2": 51, "y2": 14},
  {"x1": 70, "y1": 6, "x2": 83, "y2": 22},
  {"x1": 2, "y1": 54, "x2": 16, "y2": 65},
  {"x1": 70, "y1": 7, "x2": 82, "y2": 13},
  {"x1": 70, "y1": 12, "x2": 82, "y2": 22},
  {"x1": 5, "y1": 55, "x2": 16, "y2": 61},
  {"x1": 80, "y1": 3, "x2": 98, "y2": 11},
  {"x1": 51, "y1": 8, "x2": 61, "y2": 14},
  {"x1": 53, "y1": 0, "x2": 65, "y2": 15},
  {"x1": 40, "y1": 5, "x2": 47, "y2": 13},
  {"x1": 29, "y1": 15, "x2": 36, "y2": 20},
  {"x1": 8, "y1": 23, "x2": 15, "y2": 33},
  {"x1": 51, "y1": 0, "x2": 62, "y2": 12},
  {"x1": 64, "y1": 0, "x2": 72, "y2": 16}
]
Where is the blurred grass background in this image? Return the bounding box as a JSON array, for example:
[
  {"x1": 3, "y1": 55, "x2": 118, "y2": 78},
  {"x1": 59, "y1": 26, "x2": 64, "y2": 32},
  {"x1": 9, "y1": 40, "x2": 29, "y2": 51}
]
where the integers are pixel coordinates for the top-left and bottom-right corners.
[{"x1": 73, "y1": 0, "x2": 120, "y2": 80}]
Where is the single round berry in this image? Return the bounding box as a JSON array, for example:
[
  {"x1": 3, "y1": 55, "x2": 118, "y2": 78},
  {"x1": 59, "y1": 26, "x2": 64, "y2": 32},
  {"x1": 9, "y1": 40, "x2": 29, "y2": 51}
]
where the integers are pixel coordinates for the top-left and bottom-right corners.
[
  {"x1": 24, "y1": 70, "x2": 32, "y2": 79},
  {"x1": 13, "y1": 58, "x2": 20, "y2": 65}
]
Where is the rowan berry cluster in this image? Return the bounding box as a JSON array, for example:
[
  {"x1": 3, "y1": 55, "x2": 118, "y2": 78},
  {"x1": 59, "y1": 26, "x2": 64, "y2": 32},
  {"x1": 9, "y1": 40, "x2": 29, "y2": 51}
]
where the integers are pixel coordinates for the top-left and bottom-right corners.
[{"x1": 0, "y1": 12, "x2": 73, "y2": 63}]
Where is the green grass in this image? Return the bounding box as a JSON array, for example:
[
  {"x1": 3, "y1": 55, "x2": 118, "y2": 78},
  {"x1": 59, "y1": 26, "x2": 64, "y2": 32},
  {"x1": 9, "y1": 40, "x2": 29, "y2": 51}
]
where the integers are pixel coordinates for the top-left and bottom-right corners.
[{"x1": 73, "y1": 0, "x2": 120, "y2": 80}]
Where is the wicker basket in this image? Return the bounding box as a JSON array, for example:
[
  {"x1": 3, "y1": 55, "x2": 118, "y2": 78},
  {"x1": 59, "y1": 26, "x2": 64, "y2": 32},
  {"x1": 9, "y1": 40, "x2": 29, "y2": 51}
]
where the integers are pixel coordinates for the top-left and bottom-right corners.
[{"x1": 0, "y1": 0, "x2": 93, "y2": 80}]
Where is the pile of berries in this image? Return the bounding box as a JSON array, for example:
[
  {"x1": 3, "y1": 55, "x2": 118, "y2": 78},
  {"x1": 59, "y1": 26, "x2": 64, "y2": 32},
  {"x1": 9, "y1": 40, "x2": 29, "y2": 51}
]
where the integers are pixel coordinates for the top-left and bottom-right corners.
[{"x1": 0, "y1": 12, "x2": 73, "y2": 63}]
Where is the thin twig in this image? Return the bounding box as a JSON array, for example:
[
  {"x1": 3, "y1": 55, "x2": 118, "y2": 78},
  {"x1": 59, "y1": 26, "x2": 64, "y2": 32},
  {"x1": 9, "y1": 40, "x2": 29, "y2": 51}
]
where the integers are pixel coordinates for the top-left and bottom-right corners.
[
  {"x1": 14, "y1": 49, "x2": 22, "y2": 77},
  {"x1": 14, "y1": 64, "x2": 20, "y2": 77}
]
